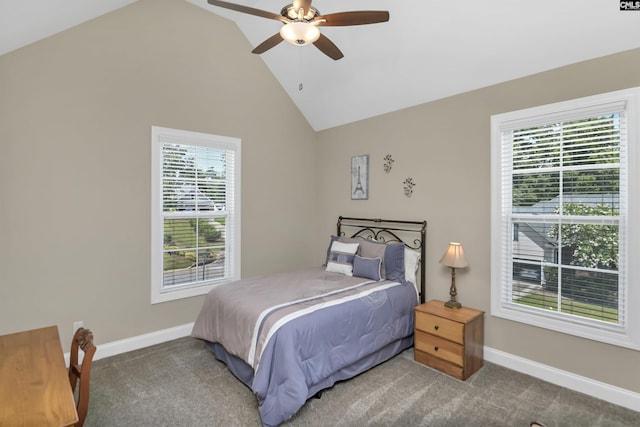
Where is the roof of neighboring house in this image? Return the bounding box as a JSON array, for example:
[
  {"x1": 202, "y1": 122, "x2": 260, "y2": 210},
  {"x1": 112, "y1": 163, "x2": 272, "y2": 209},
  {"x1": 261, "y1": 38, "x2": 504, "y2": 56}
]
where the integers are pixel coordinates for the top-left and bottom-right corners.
[
  {"x1": 514, "y1": 194, "x2": 619, "y2": 248},
  {"x1": 514, "y1": 194, "x2": 619, "y2": 215},
  {"x1": 176, "y1": 185, "x2": 214, "y2": 210}
]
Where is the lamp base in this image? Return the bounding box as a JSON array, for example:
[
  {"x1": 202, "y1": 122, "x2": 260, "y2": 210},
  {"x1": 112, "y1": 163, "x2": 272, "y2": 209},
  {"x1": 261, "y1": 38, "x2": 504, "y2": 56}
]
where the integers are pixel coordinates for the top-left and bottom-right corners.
[
  {"x1": 444, "y1": 300, "x2": 462, "y2": 309},
  {"x1": 445, "y1": 266, "x2": 462, "y2": 309}
]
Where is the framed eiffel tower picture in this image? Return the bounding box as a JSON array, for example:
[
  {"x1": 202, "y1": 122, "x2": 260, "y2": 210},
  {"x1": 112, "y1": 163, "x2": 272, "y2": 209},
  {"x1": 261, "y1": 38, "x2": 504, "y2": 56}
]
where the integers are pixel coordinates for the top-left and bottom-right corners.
[{"x1": 351, "y1": 154, "x2": 369, "y2": 200}]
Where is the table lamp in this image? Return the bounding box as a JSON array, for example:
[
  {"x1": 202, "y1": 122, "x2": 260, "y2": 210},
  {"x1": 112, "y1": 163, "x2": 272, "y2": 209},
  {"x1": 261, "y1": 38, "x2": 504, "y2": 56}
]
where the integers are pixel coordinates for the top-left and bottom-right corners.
[{"x1": 439, "y1": 242, "x2": 469, "y2": 309}]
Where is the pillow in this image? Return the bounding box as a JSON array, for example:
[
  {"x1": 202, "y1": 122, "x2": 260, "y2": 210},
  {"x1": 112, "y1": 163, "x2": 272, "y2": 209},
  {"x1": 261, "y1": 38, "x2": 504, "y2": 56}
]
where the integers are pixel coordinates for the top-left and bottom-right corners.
[
  {"x1": 323, "y1": 235, "x2": 406, "y2": 281},
  {"x1": 404, "y1": 248, "x2": 421, "y2": 285},
  {"x1": 384, "y1": 243, "x2": 405, "y2": 282},
  {"x1": 324, "y1": 235, "x2": 339, "y2": 265},
  {"x1": 352, "y1": 255, "x2": 383, "y2": 281},
  {"x1": 325, "y1": 241, "x2": 360, "y2": 276},
  {"x1": 358, "y1": 239, "x2": 388, "y2": 279},
  {"x1": 324, "y1": 235, "x2": 364, "y2": 265}
]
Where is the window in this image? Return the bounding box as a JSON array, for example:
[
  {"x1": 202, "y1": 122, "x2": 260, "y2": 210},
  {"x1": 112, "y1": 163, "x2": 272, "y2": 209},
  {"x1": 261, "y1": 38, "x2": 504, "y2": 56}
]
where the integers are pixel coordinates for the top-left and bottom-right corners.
[
  {"x1": 491, "y1": 87, "x2": 640, "y2": 349},
  {"x1": 151, "y1": 127, "x2": 241, "y2": 304}
]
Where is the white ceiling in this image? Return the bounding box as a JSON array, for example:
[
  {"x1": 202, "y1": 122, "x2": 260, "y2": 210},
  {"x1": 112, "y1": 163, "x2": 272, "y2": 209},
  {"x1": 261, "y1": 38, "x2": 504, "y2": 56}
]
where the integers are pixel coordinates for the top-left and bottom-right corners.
[{"x1": 3, "y1": 1, "x2": 640, "y2": 131}]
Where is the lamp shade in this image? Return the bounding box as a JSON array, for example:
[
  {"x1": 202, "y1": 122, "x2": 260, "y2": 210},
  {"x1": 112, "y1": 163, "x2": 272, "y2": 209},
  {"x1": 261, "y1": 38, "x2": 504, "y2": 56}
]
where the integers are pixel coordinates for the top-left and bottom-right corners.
[
  {"x1": 280, "y1": 22, "x2": 320, "y2": 46},
  {"x1": 439, "y1": 242, "x2": 469, "y2": 269}
]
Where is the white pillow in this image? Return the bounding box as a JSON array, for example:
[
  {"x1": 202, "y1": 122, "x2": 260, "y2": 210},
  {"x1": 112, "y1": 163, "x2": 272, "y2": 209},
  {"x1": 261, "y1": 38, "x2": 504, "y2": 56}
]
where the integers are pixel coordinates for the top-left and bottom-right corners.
[
  {"x1": 326, "y1": 241, "x2": 360, "y2": 276},
  {"x1": 404, "y1": 248, "x2": 421, "y2": 285}
]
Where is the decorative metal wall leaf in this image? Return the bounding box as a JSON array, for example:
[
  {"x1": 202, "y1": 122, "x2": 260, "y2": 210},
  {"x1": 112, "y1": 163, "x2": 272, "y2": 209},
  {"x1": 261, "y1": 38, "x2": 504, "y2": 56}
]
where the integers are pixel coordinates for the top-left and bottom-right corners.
[
  {"x1": 403, "y1": 177, "x2": 415, "y2": 197},
  {"x1": 383, "y1": 154, "x2": 394, "y2": 173}
]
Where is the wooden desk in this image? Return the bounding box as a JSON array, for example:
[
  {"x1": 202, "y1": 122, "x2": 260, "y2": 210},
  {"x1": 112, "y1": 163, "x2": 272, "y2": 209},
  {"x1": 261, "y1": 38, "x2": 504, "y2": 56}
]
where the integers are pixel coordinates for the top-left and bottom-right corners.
[{"x1": 0, "y1": 326, "x2": 78, "y2": 426}]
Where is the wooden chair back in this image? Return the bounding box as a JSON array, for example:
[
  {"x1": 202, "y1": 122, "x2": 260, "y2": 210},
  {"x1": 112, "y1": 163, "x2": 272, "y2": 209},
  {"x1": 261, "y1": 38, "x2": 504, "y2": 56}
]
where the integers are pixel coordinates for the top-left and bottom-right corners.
[{"x1": 68, "y1": 327, "x2": 96, "y2": 427}]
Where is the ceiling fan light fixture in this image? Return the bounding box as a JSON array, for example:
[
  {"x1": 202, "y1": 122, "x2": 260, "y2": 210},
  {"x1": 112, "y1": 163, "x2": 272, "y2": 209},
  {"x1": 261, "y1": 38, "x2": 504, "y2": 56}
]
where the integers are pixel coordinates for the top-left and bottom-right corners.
[{"x1": 280, "y1": 22, "x2": 320, "y2": 46}]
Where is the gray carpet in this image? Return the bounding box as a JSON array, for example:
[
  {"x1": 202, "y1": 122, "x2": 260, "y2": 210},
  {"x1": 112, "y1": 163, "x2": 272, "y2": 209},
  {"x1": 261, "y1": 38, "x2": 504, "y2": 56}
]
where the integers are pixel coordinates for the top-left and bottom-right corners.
[{"x1": 85, "y1": 337, "x2": 640, "y2": 426}]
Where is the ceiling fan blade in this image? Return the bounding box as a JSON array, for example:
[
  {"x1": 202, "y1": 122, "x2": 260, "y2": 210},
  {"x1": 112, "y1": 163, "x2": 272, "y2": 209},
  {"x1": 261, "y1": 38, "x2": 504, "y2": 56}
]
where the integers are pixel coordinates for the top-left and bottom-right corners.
[
  {"x1": 207, "y1": 0, "x2": 286, "y2": 22},
  {"x1": 251, "y1": 33, "x2": 284, "y2": 54},
  {"x1": 313, "y1": 34, "x2": 344, "y2": 60},
  {"x1": 315, "y1": 11, "x2": 389, "y2": 26}
]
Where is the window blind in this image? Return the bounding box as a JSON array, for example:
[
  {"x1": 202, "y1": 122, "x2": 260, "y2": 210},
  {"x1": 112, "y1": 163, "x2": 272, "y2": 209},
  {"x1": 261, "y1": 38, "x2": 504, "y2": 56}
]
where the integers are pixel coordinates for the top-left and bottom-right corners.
[
  {"x1": 160, "y1": 140, "x2": 237, "y2": 289},
  {"x1": 500, "y1": 107, "x2": 627, "y2": 328}
]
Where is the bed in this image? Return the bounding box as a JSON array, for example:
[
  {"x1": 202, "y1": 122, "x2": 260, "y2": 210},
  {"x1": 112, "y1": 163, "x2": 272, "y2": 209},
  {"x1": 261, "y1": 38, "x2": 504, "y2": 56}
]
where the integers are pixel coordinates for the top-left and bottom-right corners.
[{"x1": 191, "y1": 216, "x2": 427, "y2": 426}]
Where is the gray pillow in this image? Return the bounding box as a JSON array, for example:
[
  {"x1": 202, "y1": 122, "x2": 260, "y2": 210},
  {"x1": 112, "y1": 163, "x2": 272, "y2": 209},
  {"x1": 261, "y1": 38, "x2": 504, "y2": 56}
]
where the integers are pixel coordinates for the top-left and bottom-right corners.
[
  {"x1": 352, "y1": 255, "x2": 382, "y2": 281},
  {"x1": 358, "y1": 239, "x2": 388, "y2": 279},
  {"x1": 384, "y1": 243, "x2": 405, "y2": 282}
]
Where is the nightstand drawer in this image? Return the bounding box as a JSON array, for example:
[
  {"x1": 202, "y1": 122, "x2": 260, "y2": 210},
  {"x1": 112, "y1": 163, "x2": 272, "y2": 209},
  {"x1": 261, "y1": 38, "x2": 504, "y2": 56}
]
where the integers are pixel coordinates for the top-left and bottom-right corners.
[
  {"x1": 414, "y1": 330, "x2": 464, "y2": 366},
  {"x1": 414, "y1": 350, "x2": 464, "y2": 379},
  {"x1": 415, "y1": 311, "x2": 464, "y2": 344}
]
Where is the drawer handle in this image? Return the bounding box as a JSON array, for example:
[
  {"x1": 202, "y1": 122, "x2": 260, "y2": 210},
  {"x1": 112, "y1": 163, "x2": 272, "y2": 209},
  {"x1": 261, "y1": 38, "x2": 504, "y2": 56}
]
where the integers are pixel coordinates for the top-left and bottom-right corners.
[
  {"x1": 434, "y1": 346, "x2": 439, "y2": 352},
  {"x1": 434, "y1": 325, "x2": 439, "y2": 331}
]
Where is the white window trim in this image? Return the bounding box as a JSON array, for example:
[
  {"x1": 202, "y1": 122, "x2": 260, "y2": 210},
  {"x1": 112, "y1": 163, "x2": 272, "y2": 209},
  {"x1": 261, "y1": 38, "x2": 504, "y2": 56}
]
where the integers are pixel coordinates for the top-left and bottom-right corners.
[
  {"x1": 151, "y1": 126, "x2": 241, "y2": 304},
  {"x1": 490, "y1": 87, "x2": 640, "y2": 350}
]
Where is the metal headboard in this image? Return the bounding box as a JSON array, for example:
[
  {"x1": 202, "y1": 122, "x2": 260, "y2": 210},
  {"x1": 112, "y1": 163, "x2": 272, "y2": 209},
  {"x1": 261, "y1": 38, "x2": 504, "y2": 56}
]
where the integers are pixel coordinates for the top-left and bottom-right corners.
[{"x1": 336, "y1": 216, "x2": 428, "y2": 303}]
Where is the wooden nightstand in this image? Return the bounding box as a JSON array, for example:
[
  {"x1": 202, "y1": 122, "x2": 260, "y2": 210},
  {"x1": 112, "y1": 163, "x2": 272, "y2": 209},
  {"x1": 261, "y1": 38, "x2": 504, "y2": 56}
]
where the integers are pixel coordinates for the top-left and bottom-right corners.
[{"x1": 414, "y1": 300, "x2": 484, "y2": 380}]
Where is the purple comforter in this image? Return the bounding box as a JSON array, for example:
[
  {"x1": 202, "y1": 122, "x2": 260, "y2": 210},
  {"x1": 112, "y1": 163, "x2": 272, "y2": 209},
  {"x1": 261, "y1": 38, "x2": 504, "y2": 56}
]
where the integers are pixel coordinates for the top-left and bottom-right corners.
[{"x1": 192, "y1": 266, "x2": 417, "y2": 426}]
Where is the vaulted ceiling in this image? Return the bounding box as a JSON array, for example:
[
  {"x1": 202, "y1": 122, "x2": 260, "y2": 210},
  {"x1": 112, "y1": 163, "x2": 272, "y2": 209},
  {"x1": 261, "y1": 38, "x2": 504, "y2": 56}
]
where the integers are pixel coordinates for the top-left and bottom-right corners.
[{"x1": 2, "y1": 0, "x2": 640, "y2": 130}]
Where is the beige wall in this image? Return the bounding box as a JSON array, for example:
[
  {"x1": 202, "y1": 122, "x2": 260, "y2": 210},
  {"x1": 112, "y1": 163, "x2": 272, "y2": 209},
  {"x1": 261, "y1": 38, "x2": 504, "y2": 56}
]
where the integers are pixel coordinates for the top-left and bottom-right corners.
[
  {"x1": 0, "y1": 0, "x2": 319, "y2": 346},
  {"x1": 315, "y1": 48, "x2": 640, "y2": 393}
]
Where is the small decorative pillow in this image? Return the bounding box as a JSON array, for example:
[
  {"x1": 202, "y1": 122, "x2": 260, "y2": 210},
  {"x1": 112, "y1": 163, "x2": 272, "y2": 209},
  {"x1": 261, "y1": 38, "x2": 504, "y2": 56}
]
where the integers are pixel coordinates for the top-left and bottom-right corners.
[
  {"x1": 325, "y1": 241, "x2": 360, "y2": 276},
  {"x1": 358, "y1": 239, "x2": 388, "y2": 279},
  {"x1": 352, "y1": 255, "x2": 383, "y2": 281}
]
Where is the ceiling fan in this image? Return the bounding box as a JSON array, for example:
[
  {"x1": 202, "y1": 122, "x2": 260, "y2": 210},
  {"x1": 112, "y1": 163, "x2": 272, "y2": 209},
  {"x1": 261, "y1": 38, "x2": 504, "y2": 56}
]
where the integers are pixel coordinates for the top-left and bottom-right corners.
[{"x1": 207, "y1": 0, "x2": 390, "y2": 60}]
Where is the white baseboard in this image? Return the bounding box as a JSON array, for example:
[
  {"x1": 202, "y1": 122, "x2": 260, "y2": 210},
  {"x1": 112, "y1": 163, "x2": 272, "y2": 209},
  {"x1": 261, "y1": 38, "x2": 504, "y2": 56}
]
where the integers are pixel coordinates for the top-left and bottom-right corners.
[
  {"x1": 485, "y1": 345, "x2": 640, "y2": 413},
  {"x1": 64, "y1": 325, "x2": 640, "y2": 413},
  {"x1": 64, "y1": 322, "x2": 194, "y2": 366}
]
